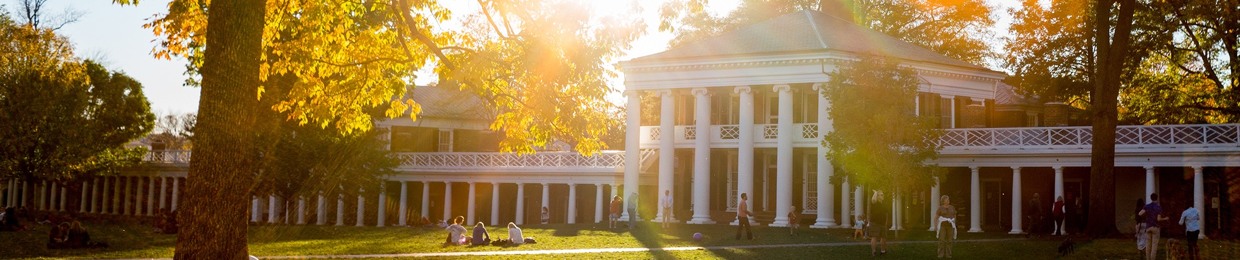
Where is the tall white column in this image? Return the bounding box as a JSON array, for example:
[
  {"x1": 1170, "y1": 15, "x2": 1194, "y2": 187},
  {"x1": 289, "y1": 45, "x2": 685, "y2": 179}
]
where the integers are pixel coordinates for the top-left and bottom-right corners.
[
  {"x1": 516, "y1": 183, "x2": 526, "y2": 224},
  {"x1": 567, "y1": 183, "x2": 578, "y2": 224},
  {"x1": 171, "y1": 177, "x2": 180, "y2": 211},
  {"x1": 949, "y1": 96, "x2": 957, "y2": 128},
  {"x1": 595, "y1": 184, "x2": 605, "y2": 224},
  {"x1": 1144, "y1": 166, "x2": 1156, "y2": 200},
  {"x1": 131, "y1": 178, "x2": 140, "y2": 215},
  {"x1": 399, "y1": 181, "x2": 408, "y2": 226},
  {"x1": 146, "y1": 177, "x2": 156, "y2": 215},
  {"x1": 771, "y1": 85, "x2": 793, "y2": 227},
  {"x1": 122, "y1": 177, "x2": 132, "y2": 215},
  {"x1": 39, "y1": 181, "x2": 47, "y2": 210},
  {"x1": 656, "y1": 90, "x2": 675, "y2": 222},
  {"x1": 466, "y1": 182, "x2": 476, "y2": 225},
  {"x1": 622, "y1": 90, "x2": 641, "y2": 221},
  {"x1": 734, "y1": 86, "x2": 755, "y2": 225},
  {"x1": 541, "y1": 183, "x2": 550, "y2": 222},
  {"x1": 689, "y1": 87, "x2": 714, "y2": 224},
  {"x1": 969, "y1": 166, "x2": 982, "y2": 232},
  {"x1": 812, "y1": 85, "x2": 835, "y2": 228},
  {"x1": 855, "y1": 185, "x2": 865, "y2": 224},
  {"x1": 443, "y1": 182, "x2": 453, "y2": 222},
  {"x1": 269, "y1": 195, "x2": 279, "y2": 224},
  {"x1": 892, "y1": 192, "x2": 902, "y2": 230},
  {"x1": 1009, "y1": 166, "x2": 1024, "y2": 234},
  {"x1": 1054, "y1": 166, "x2": 1065, "y2": 235},
  {"x1": 79, "y1": 181, "x2": 89, "y2": 213},
  {"x1": 20, "y1": 181, "x2": 27, "y2": 208},
  {"x1": 159, "y1": 177, "x2": 168, "y2": 210},
  {"x1": 377, "y1": 182, "x2": 387, "y2": 227},
  {"x1": 316, "y1": 192, "x2": 326, "y2": 225},
  {"x1": 840, "y1": 176, "x2": 852, "y2": 228},
  {"x1": 251, "y1": 196, "x2": 261, "y2": 222},
  {"x1": 49, "y1": 182, "x2": 58, "y2": 211},
  {"x1": 1053, "y1": 166, "x2": 1064, "y2": 201},
  {"x1": 421, "y1": 182, "x2": 430, "y2": 222},
  {"x1": 297, "y1": 196, "x2": 306, "y2": 225},
  {"x1": 95, "y1": 178, "x2": 105, "y2": 214},
  {"x1": 57, "y1": 182, "x2": 65, "y2": 212},
  {"x1": 356, "y1": 188, "x2": 366, "y2": 227},
  {"x1": 336, "y1": 193, "x2": 345, "y2": 226},
  {"x1": 491, "y1": 183, "x2": 500, "y2": 226},
  {"x1": 929, "y1": 176, "x2": 940, "y2": 231},
  {"x1": 1192, "y1": 166, "x2": 1205, "y2": 239}
]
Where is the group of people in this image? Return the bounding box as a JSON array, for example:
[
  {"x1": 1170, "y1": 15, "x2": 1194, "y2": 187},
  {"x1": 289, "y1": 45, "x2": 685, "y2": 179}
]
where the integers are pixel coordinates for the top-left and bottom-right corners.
[
  {"x1": 1134, "y1": 193, "x2": 1201, "y2": 260},
  {"x1": 1024, "y1": 193, "x2": 1087, "y2": 236},
  {"x1": 47, "y1": 220, "x2": 108, "y2": 249},
  {"x1": 1, "y1": 207, "x2": 27, "y2": 231},
  {"x1": 442, "y1": 216, "x2": 533, "y2": 246},
  {"x1": 152, "y1": 208, "x2": 178, "y2": 234},
  {"x1": 607, "y1": 193, "x2": 638, "y2": 230}
]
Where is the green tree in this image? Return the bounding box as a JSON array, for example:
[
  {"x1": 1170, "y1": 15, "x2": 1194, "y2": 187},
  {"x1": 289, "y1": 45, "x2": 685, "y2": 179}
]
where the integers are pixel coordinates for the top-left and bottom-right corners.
[
  {"x1": 659, "y1": 0, "x2": 995, "y2": 64},
  {"x1": 0, "y1": 11, "x2": 154, "y2": 201},
  {"x1": 823, "y1": 56, "x2": 939, "y2": 194}
]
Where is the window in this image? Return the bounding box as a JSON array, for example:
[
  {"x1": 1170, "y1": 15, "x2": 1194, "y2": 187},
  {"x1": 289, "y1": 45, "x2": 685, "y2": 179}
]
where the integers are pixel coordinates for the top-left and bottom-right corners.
[
  {"x1": 438, "y1": 129, "x2": 453, "y2": 152},
  {"x1": 939, "y1": 97, "x2": 954, "y2": 128}
]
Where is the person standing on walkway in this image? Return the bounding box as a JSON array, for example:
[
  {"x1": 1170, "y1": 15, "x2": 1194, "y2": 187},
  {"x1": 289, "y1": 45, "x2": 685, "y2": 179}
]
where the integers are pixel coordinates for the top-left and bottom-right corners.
[
  {"x1": 609, "y1": 195, "x2": 622, "y2": 229},
  {"x1": 1027, "y1": 193, "x2": 1044, "y2": 236},
  {"x1": 627, "y1": 192, "x2": 638, "y2": 230},
  {"x1": 1179, "y1": 203, "x2": 1201, "y2": 260},
  {"x1": 736, "y1": 193, "x2": 754, "y2": 240},
  {"x1": 870, "y1": 191, "x2": 891, "y2": 256},
  {"x1": 661, "y1": 190, "x2": 673, "y2": 228},
  {"x1": 1139, "y1": 193, "x2": 1169, "y2": 260},
  {"x1": 1052, "y1": 195, "x2": 1066, "y2": 236},
  {"x1": 936, "y1": 195, "x2": 958, "y2": 258},
  {"x1": 1134, "y1": 198, "x2": 1147, "y2": 255}
]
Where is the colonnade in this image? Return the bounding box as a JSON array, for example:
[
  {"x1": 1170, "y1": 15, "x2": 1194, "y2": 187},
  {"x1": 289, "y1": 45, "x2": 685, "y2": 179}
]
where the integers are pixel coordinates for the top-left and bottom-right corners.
[{"x1": 2, "y1": 176, "x2": 182, "y2": 215}]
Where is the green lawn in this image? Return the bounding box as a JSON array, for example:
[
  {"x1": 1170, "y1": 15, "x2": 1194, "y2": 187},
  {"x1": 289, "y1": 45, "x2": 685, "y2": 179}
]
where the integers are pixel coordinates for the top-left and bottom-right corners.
[{"x1": 2, "y1": 220, "x2": 1237, "y2": 259}]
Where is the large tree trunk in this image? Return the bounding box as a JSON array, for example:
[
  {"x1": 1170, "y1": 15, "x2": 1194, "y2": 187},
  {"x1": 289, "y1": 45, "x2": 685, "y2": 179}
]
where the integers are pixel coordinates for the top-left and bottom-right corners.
[
  {"x1": 173, "y1": 0, "x2": 265, "y2": 259},
  {"x1": 1086, "y1": 0, "x2": 1135, "y2": 238}
]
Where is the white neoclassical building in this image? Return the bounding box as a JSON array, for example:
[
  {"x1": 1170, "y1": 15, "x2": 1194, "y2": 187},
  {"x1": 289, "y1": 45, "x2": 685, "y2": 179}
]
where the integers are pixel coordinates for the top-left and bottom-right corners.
[{"x1": 8, "y1": 10, "x2": 1237, "y2": 238}]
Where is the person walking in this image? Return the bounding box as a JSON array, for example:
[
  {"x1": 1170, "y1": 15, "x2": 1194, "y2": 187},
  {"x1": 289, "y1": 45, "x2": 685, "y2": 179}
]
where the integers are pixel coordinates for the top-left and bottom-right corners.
[
  {"x1": 609, "y1": 195, "x2": 622, "y2": 229},
  {"x1": 661, "y1": 190, "x2": 673, "y2": 228},
  {"x1": 1179, "y1": 203, "x2": 1201, "y2": 260},
  {"x1": 1052, "y1": 195, "x2": 1066, "y2": 236},
  {"x1": 870, "y1": 191, "x2": 891, "y2": 256},
  {"x1": 936, "y1": 195, "x2": 958, "y2": 258},
  {"x1": 627, "y1": 192, "x2": 638, "y2": 230},
  {"x1": 788, "y1": 206, "x2": 800, "y2": 236},
  {"x1": 736, "y1": 193, "x2": 754, "y2": 240},
  {"x1": 1027, "y1": 193, "x2": 1044, "y2": 236},
  {"x1": 1139, "y1": 193, "x2": 1169, "y2": 260},
  {"x1": 1134, "y1": 198, "x2": 1147, "y2": 255}
]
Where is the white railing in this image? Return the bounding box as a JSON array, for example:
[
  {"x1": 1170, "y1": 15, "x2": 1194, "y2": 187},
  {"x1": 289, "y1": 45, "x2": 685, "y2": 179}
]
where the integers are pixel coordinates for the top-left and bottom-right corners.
[
  {"x1": 935, "y1": 124, "x2": 1240, "y2": 149},
  {"x1": 395, "y1": 151, "x2": 626, "y2": 170},
  {"x1": 143, "y1": 150, "x2": 192, "y2": 164}
]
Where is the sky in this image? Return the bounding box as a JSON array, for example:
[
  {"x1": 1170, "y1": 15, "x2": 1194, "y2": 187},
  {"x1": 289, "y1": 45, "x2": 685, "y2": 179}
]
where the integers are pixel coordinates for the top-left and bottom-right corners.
[{"x1": 26, "y1": 0, "x2": 1019, "y2": 115}]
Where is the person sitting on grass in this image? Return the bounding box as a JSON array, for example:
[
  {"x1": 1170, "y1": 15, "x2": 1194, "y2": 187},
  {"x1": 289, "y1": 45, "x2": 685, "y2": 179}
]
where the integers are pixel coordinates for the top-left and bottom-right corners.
[
  {"x1": 0, "y1": 207, "x2": 23, "y2": 231},
  {"x1": 444, "y1": 216, "x2": 469, "y2": 246},
  {"x1": 788, "y1": 206, "x2": 800, "y2": 236},
  {"x1": 541, "y1": 207, "x2": 550, "y2": 225},
  {"x1": 47, "y1": 222, "x2": 69, "y2": 249},
  {"x1": 67, "y1": 221, "x2": 108, "y2": 248},
  {"x1": 472, "y1": 222, "x2": 491, "y2": 246},
  {"x1": 508, "y1": 222, "x2": 525, "y2": 245}
]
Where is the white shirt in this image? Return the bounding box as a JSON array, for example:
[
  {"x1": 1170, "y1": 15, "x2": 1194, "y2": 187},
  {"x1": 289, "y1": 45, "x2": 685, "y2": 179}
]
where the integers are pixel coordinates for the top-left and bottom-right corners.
[
  {"x1": 662, "y1": 195, "x2": 672, "y2": 208},
  {"x1": 509, "y1": 226, "x2": 525, "y2": 244}
]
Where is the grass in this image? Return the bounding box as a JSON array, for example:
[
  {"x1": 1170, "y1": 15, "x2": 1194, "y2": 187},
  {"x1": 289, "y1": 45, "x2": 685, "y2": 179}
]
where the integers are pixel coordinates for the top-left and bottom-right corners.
[{"x1": 2, "y1": 219, "x2": 1237, "y2": 259}]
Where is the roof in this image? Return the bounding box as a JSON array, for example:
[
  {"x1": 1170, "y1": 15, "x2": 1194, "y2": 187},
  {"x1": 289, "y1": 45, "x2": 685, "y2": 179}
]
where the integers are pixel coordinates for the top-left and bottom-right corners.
[
  {"x1": 995, "y1": 82, "x2": 1034, "y2": 106},
  {"x1": 407, "y1": 84, "x2": 494, "y2": 121},
  {"x1": 632, "y1": 10, "x2": 987, "y2": 71}
]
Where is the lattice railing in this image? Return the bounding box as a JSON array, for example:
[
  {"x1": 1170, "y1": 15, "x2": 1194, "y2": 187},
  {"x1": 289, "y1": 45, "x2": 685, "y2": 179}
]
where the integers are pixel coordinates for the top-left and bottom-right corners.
[
  {"x1": 143, "y1": 150, "x2": 192, "y2": 164},
  {"x1": 396, "y1": 151, "x2": 626, "y2": 169},
  {"x1": 935, "y1": 124, "x2": 1240, "y2": 149},
  {"x1": 763, "y1": 125, "x2": 778, "y2": 139},
  {"x1": 720, "y1": 126, "x2": 740, "y2": 140}
]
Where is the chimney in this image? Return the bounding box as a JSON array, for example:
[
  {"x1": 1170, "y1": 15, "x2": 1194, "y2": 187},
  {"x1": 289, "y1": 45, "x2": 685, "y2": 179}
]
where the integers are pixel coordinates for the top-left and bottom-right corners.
[{"x1": 817, "y1": 0, "x2": 856, "y2": 23}]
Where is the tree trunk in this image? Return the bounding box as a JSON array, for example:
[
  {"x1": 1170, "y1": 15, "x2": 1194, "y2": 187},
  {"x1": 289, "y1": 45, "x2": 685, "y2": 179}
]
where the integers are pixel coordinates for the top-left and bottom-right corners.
[
  {"x1": 173, "y1": 0, "x2": 265, "y2": 259},
  {"x1": 1086, "y1": 0, "x2": 1135, "y2": 238}
]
